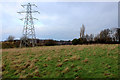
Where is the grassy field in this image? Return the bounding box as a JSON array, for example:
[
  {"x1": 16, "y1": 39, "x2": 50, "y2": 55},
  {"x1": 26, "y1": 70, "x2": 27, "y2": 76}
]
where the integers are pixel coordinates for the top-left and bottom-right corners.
[{"x1": 2, "y1": 44, "x2": 119, "y2": 79}]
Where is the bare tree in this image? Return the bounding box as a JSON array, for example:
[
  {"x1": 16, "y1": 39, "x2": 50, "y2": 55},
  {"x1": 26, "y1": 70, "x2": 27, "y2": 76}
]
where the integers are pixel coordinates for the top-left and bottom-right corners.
[
  {"x1": 89, "y1": 34, "x2": 94, "y2": 41},
  {"x1": 20, "y1": 35, "x2": 28, "y2": 40},
  {"x1": 115, "y1": 28, "x2": 120, "y2": 42},
  {"x1": 20, "y1": 35, "x2": 29, "y2": 47},
  {"x1": 94, "y1": 34, "x2": 100, "y2": 42},
  {"x1": 85, "y1": 34, "x2": 89, "y2": 41},
  {"x1": 99, "y1": 29, "x2": 111, "y2": 42},
  {"x1": 80, "y1": 24, "x2": 85, "y2": 38},
  {"x1": 7, "y1": 35, "x2": 14, "y2": 41},
  {"x1": 110, "y1": 28, "x2": 116, "y2": 41},
  {"x1": 110, "y1": 28, "x2": 120, "y2": 42}
]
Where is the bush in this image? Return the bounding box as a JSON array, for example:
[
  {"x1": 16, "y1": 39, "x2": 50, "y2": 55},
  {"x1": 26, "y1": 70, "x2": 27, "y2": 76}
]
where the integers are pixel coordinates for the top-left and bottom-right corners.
[
  {"x1": 44, "y1": 40, "x2": 56, "y2": 46},
  {"x1": 79, "y1": 38, "x2": 87, "y2": 44},
  {"x1": 72, "y1": 39, "x2": 79, "y2": 45},
  {"x1": 2, "y1": 42, "x2": 14, "y2": 49},
  {"x1": 2, "y1": 41, "x2": 20, "y2": 49}
]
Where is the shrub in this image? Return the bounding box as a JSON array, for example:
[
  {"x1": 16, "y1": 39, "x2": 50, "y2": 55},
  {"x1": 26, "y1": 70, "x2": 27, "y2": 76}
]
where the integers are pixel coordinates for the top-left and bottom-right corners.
[
  {"x1": 44, "y1": 40, "x2": 56, "y2": 46},
  {"x1": 72, "y1": 39, "x2": 79, "y2": 45}
]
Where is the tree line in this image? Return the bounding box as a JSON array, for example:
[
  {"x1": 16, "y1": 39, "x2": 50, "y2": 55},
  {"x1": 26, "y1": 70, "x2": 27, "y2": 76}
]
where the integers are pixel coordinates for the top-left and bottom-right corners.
[
  {"x1": 72, "y1": 24, "x2": 120, "y2": 45},
  {"x1": 1, "y1": 25, "x2": 120, "y2": 48},
  {"x1": 1, "y1": 36, "x2": 72, "y2": 48}
]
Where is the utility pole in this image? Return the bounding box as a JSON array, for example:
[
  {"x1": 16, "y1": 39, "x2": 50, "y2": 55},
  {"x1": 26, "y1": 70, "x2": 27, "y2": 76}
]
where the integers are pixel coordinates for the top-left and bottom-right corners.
[{"x1": 18, "y1": 3, "x2": 40, "y2": 47}]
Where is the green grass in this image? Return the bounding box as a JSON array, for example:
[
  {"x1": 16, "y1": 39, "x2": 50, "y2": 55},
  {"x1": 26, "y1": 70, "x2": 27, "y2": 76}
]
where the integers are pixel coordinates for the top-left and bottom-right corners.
[{"x1": 2, "y1": 44, "x2": 119, "y2": 78}]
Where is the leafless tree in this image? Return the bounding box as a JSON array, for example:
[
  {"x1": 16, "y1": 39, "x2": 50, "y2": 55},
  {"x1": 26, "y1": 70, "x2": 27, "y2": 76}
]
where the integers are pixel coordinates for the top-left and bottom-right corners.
[
  {"x1": 20, "y1": 35, "x2": 28, "y2": 40},
  {"x1": 7, "y1": 35, "x2": 14, "y2": 41},
  {"x1": 80, "y1": 24, "x2": 85, "y2": 38},
  {"x1": 89, "y1": 34, "x2": 94, "y2": 41},
  {"x1": 115, "y1": 28, "x2": 120, "y2": 42},
  {"x1": 94, "y1": 34, "x2": 100, "y2": 42},
  {"x1": 85, "y1": 34, "x2": 89, "y2": 41},
  {"x1": 99, "y1": 29, "x2": 111, "y2": 42}
]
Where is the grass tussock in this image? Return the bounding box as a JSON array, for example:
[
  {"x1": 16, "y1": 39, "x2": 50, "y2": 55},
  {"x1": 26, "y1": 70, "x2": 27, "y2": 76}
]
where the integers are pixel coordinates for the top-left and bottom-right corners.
[
  {"x1": 70, "y1": 55, "x2": 81, "y2": 61},
  {"x1": 62, "y1": 67, "x2": 69, "y2": 74},
  {"x1": 82, "y1": 58, "x2": 89, "y2": 63},
  {"x1": 56, "y1": 62, "x2": 63, "y2": 67}
]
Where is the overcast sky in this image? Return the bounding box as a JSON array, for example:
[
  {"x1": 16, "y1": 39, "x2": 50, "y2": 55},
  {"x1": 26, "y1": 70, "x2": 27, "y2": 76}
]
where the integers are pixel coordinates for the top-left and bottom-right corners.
[{"x1": 1, "y1": 2, "x2": 118, "y2": 41}]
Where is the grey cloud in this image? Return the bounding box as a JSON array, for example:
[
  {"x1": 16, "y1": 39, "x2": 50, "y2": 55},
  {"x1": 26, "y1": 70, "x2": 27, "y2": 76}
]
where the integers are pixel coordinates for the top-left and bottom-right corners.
[{"x1": 2, "y1": 2, "x2": 118, "y2": 41}]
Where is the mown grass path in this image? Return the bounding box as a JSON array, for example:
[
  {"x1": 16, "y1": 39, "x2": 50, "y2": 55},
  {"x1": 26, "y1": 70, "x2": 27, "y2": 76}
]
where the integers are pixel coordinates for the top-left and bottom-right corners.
[{"x1": 2, "y1": 44, "x2": 119, "y2": 78}]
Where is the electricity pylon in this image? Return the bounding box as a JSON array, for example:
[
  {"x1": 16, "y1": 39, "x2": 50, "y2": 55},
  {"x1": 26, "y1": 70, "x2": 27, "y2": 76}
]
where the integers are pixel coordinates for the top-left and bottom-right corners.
[{"x1": 18, "y1": 3, "x2": 40, "y2": 47}]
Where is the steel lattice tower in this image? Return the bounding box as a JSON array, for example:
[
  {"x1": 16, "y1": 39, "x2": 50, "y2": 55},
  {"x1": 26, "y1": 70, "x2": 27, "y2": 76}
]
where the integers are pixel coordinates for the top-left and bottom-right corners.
[{"x1": 18, "y1": 3, "x2": 40, "y2": 47}]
